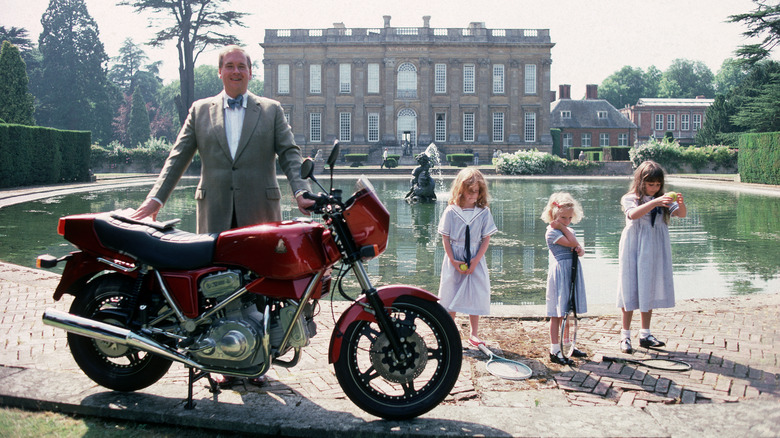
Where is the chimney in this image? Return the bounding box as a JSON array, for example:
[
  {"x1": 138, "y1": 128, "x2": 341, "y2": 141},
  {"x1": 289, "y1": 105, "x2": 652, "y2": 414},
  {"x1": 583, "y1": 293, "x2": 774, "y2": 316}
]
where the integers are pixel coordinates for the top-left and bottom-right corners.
[
  {"x1": 423, "y1": 16, "x2": 431, "y2": 28},
  {"x1": 586, "y1": 84, "x2": 598, "y2": 100},
  {"x1": 695, "y1": 95, "x2": 705, "y2": 99},
  {"x1": 559, "y1": 84, "x2": 571, "y2": 100},
  {"x1": 383, "y1": 15, "x2": 391, "y2": 28}
]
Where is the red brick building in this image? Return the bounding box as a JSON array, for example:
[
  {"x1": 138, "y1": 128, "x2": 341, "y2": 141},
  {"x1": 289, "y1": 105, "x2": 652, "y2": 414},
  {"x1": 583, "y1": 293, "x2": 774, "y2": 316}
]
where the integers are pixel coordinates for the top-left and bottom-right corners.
[{"x1": 619, "y1": 97, "x2": 713, "y2": 146}]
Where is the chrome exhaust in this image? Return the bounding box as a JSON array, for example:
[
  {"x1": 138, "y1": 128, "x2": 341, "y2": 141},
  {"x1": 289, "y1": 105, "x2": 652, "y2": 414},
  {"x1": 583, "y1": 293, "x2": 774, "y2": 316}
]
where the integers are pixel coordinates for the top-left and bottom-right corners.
[{"x1": 42, "y1": 308, "x2": 202, "y2": 368}]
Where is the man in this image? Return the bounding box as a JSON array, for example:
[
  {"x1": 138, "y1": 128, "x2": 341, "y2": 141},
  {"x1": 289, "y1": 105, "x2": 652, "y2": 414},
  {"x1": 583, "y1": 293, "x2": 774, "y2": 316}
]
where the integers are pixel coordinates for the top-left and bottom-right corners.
[
  {"x1": 131, "y1": 45, "x2": 314, "y2": 387},
  {"x1": 131, "y1": 45, "x2": 313, "y2": 232},
  {"x1": 380, "y1": 148, "x2": 388, "y2": 168}
]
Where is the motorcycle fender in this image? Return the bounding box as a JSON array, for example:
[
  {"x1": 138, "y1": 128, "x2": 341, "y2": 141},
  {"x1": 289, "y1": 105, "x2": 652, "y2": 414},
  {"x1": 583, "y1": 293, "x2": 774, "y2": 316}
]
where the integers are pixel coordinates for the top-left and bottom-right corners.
[
  {"x1": 328, "y1": 285, "x2": 439, "y2": 363},
  {"x1": 52, "y1": 252, "x2": 130, "y2": 300}
]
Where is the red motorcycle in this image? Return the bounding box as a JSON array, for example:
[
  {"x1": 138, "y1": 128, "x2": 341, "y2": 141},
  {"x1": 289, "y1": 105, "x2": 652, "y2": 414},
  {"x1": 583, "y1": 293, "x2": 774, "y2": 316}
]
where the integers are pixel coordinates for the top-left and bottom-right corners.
[{"x1": 37, "y1": 144, "x2": 462, "y2": 420}]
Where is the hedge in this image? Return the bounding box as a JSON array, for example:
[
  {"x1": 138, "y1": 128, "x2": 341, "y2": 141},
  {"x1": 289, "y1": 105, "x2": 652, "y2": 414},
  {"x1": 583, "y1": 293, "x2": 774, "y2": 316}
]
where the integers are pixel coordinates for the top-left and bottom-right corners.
[
  {"x1": 738, "y1": 131, "x2": 779, "y2": 185},
  {"x1": 0, "y1": 123, "x2": 90, "y2": 188},
  {"x1": 603, "y1": 146, "x2": 631, "y2": 161},
  {"x1": 446, "y1": 153, "x2": 473, "y2": 167},
  {"x1": 569, "y1": 147, "x2": 603, "y2": 161},
  {"x1": 345, "y1": 153, "x2": 368, "y2": 167}
]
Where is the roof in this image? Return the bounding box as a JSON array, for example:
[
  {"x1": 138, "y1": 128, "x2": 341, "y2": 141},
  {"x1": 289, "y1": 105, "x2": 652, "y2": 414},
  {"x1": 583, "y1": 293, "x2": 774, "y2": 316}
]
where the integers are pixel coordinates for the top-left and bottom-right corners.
[
  {"x1": 635, "y1": 98, "x2": 715, "y2": 107},
  {"x1": 550, "y1": 99, "x2": 637, "y2": 129}
]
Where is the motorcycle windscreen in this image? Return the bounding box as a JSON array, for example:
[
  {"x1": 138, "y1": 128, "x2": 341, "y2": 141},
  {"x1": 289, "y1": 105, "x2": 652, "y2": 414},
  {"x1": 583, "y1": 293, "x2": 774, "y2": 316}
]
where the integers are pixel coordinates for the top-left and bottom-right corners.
[{"x1": 343, "y1": 188, "x2": 389, "y2": 256}]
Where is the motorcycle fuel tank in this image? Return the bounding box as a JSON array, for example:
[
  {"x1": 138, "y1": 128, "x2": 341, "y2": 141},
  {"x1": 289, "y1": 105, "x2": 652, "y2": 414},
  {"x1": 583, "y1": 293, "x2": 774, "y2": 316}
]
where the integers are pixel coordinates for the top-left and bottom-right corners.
[{"x1": 214, "y1": 220, "x2": 339, "y2": 279}]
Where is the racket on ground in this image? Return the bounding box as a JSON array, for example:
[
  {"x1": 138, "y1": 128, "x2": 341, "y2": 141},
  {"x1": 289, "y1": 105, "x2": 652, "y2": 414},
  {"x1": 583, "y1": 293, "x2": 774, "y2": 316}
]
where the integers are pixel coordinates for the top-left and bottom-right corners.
[
  {"x1": 602, "y1": 356, "x2": 691, "y2": 371},
  {"x1": 559, "y1": 249, "x2": 579, "y2": 360},
  {"x1": 478, "y1": 343, "x2": 533, "y2": 380}
]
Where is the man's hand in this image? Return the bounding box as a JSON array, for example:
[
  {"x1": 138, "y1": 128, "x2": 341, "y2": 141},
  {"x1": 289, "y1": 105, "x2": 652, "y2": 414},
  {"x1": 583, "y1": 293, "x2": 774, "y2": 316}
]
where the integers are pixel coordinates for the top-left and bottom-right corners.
[
  {"x1": 130, "y1": 198, "x2": 162, "y2": 221},
  {"x1": 296, "y1": 194, "x2": 315, "y2": 216}
]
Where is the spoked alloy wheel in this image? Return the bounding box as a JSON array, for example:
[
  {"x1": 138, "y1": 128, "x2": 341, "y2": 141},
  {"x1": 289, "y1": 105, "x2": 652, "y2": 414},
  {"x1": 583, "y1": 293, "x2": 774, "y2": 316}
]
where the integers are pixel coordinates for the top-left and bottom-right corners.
[
  {"x1": 67, "y1": 274, "x2": 172, "y2": 392},
  {"x1": 333, "y1": 296, "x2": 462, "y2": 420}
]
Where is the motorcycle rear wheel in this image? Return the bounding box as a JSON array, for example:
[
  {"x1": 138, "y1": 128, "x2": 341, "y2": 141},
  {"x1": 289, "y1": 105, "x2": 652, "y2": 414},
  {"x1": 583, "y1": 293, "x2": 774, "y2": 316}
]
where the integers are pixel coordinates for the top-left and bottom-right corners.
[
  {"x1": 333, "y1": 296, "x2": 462, "y2": 420},
  {"x1": 67, "y1": 274, "x2": 173, "y2": 392}
]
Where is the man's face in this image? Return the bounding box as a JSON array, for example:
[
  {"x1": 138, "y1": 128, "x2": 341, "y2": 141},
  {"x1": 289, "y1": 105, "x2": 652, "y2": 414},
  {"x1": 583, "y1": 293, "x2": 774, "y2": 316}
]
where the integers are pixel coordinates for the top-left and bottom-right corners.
[{"x1": 219, "y1": 50, "x2": 251, "y2": 98}]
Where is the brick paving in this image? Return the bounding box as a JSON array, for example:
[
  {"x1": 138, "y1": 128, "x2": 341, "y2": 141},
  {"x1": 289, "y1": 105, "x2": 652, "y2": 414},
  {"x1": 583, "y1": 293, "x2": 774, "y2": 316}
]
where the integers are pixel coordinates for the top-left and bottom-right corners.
[{"x1": 0, "y1": 261, "x2": 777, "y2": 412}]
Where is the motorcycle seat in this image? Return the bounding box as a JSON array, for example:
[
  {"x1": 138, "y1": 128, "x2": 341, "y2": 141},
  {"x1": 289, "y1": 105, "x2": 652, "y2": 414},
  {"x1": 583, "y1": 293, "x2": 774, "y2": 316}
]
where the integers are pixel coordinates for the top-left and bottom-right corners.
[{"x1": 93, "y1": 213, "x2": 217, "y2": 270}]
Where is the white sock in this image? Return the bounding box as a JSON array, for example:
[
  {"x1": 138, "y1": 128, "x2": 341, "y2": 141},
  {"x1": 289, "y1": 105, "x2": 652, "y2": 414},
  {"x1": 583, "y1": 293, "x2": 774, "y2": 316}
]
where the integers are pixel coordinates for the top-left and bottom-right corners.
[
  {"x1": 639, "y1": 329, "x2": 651, "y2": 339},
  {"x1": 550, "y1": 344, "x2": 561, "y2": 354},
  {"x1": 621, "y1": 329, "x2": 631, "y2": 340}
]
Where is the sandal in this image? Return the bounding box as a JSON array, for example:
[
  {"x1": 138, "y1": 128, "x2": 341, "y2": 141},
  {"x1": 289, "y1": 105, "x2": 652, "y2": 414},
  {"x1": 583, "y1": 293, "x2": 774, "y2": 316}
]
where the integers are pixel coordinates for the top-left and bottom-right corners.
[{"x1": 468, "y1": 337, "x2": 485, "y2": 347}]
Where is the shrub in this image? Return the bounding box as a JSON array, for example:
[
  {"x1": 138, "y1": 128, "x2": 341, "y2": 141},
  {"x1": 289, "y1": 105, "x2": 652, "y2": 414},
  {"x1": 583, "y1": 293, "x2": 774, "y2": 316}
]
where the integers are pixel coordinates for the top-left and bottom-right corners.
[
  {"x1": 345, "y1": 153, "x2": 368, "y2": 167},
  {"x1": 630, "y1": 137, "x2": 737, "y2": 172},
  {"x1": 446, "y1": 153, "x2": 473, "y2": 167},
  {"x1": 384, "y1": 157, "x2": 398, "y2": 168},
  {"x1": 494, "y1": 149, "x2": 557, "y2": 175}
]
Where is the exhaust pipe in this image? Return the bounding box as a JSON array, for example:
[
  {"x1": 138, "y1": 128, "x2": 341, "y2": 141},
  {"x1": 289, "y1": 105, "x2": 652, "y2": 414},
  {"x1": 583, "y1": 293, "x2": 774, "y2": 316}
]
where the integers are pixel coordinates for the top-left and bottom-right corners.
[{"x1": 42, "y1": 308, "x2": 202, "y2": 369}]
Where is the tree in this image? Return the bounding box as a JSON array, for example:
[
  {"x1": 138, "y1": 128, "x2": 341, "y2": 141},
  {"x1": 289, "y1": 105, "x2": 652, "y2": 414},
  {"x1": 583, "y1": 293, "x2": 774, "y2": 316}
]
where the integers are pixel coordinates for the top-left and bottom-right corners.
[
  {"x1": 695, "y1": 95, "x2": 735, "y2": 146},
  {"x1": 0, "y1": 41, "x2": 35, "y2": 125},
  {"x1": 108, "y1": 38, "x2": 149, "y2": 92},
  {"x1": 128, "y1": 87, "x2": 151, "y2": 147},
  {"x1": 118, "y1": 0, "x2": 248, "y2": 125},
  {"x1": 37, "y1": 0, "x2": 117, "y2": 143},
  {"x1": 599, "y1": 66, "x2": 647, "y2": 108},
  {"x1": 729, "y1": 0, "x2": 780, "y2": 65},
  {"x1": 643, "y1": 65, "x2": 662, "y2": 98},
  {"x1": 0, "y1": 26, "x2": 34, "y2": 52},
  {"x1": 659, "y1": 59, "x2": 715, "y2": 98},
  {"x1": 714, "y1": 58, "x2": 749, "y2": 95}
]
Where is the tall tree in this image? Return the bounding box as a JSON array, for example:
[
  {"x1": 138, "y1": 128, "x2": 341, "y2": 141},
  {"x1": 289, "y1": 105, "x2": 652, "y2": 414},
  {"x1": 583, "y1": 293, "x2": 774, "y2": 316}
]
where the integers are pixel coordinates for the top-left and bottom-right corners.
[
  {"x1": 128, "y1": 86, "x2": 151, "y2": 147},
  {"x1": 599, "y1": 66, "x2": 647, "y2": 108},
  {"x1": 0, "y1": 41, "x2": 35, "y2": 125},
  {"x1": 729, "y1": 0, "x2": 780, "y2": 65},
  {"x1": 118, "y1": 0, "x2": 248, "y2": 124},
  {"x1": 108, "y1": 38, "x2": 149, "y2": 92},
  {"x1": 0, "y1": 26, "x2": 34, "y2": 52},
  {"x1": 659, "y1": 59, "x2": 715, "y2": 98},
  {"x1": 37, "y1": 0, "x2": 117, "y2": 143},
  {"x1": 714, "y1": 58, "x2": 749, "y2": 95}
]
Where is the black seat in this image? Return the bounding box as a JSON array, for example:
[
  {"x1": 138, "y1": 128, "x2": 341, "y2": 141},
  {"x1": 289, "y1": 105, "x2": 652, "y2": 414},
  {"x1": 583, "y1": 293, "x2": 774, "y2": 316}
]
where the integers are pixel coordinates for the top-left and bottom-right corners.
[{"x1": 93, "y1": 213, "x2": 217, "y2": 270}]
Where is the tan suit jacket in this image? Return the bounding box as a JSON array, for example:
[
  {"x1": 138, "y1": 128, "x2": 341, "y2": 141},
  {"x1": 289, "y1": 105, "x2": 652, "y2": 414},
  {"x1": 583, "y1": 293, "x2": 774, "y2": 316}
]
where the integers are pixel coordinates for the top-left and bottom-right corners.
[{"x1": 147, "y1": 92, "x2": 310, "y2": 233}]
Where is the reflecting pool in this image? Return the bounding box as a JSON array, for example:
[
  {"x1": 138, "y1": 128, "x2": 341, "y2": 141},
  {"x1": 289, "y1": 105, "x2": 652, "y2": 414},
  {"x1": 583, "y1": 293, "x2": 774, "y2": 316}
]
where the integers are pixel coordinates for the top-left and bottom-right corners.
[{"x1": 1, "y1": 177, "x2": 778, "y2": 306}]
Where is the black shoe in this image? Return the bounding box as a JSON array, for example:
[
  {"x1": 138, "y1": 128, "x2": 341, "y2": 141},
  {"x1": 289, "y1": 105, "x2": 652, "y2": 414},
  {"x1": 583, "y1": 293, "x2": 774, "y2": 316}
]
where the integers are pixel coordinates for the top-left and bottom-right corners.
[
  {"x1": 571, "y1": 348, "x2": 587, "y2": 358},
  {"x1": 550, "y1": 351, "x2": 573, "y2": 365},
  {"x1": 619, "y1": 338, "x2": 634, "y2": 354},
  {"x1": 639, "y1": 335, "x2": 665, "y2": 349}
]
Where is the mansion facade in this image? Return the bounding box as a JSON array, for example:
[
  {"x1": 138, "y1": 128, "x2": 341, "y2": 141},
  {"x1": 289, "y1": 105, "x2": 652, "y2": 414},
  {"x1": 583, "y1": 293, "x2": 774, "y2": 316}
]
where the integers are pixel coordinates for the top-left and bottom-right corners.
[{"x1": 261, "y1": 16, "x2": 554, "y2": 156}]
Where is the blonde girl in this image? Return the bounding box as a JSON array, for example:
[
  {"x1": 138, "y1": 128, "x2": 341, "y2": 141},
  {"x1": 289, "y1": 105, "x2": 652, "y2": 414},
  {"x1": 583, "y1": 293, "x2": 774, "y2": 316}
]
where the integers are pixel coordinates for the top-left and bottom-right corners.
[
  {"x1": 617, "y1": 160, "x2": 687, "y2": 354},
  {"x1": 541, "y1": 192, "x2": 587, "y2": 365},
  {"x1": 437, "y1": 168, "x2": 498, "y2": 347}
]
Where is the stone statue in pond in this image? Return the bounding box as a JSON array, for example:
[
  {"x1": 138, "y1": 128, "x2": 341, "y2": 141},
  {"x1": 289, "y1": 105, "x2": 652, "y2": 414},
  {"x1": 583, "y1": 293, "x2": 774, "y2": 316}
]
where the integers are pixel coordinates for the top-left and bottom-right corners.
[{"x1": 405, "y1": 153, "x2": 437, "y2": 204}]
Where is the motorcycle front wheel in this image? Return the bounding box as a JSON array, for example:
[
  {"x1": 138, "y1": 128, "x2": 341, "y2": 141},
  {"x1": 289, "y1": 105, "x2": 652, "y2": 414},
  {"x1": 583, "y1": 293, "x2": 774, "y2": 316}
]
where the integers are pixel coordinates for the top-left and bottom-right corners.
[
  {"x1": 67, "y1": 274, "x2": 173, "y2": 392},
  {"x1": 333, "y1": 296, "x2": 462, "y2": 420}
]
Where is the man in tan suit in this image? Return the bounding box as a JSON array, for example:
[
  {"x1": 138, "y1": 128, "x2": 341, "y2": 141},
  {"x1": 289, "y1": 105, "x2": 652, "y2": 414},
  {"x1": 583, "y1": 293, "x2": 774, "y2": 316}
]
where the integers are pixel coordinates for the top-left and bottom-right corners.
[{"x1": 132, "y1": 45, "x2": 313, "y2": 233}]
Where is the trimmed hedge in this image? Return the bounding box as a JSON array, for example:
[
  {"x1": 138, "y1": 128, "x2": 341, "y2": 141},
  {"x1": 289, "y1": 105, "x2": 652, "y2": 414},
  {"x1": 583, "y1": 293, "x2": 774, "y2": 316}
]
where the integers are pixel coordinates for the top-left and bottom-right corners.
[
  {"x1": 0, "y1": 123, "x2": 90, "y2": 188},
  {"x1": 738, "y1": 131, "x2": 779, "y2": 185},
  {"x1": 446, "y1": 153, "x2": 473, "y2": 167},
  {"x1": 603, "y1": 146, "x2": 631, "y2": 161},
  {"x1": 569, "y1": 147, "x2": 602, "y2": 161},
  {"x1": 345, "y1": 153, "x2": 368, "y2": 167}
]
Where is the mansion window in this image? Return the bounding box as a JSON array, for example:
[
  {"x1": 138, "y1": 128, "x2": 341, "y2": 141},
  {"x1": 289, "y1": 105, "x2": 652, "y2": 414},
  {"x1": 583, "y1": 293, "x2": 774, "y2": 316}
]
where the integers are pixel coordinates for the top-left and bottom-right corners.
[
  {"x1": 463, "y1": 64, "x2": 475, "y2": 94},
  {"x1": 278, "y1": 64, "x2": 290, "y2": 94},
  {"x1": 367, "y1": 63, "x2": 380, "y2": 94},
  {"x1": 493, "y1": 112, "x2": 504, "y2": 142},
  {"x1": 563, "y1": 133, "x2": 573, "y2": 148},
  {"x1": 435, "y1": 63, "x2": 447, "y2": 93},
  {"x1": 309, "y1": 113, "x2": 321, "y2": 143},
  {"x1": 339, "y1": 63, "x2": 351, "y2": 93},
  {"x1": 597, "y1": 111, "x2": 607, "y2": 119},
  {"x1": 463, "y1": 112, "x2": 475, "y2": 142},
  {"x1": 525, "y1": 64, "x2": 536, "y2": 95},
  {"x1": 618, "y1": 133, "x2": 629, "y2": 146},
  {"x1": 667, "y1": 114, "x2": 675, "y2": 131},
  {"x1": 367, "y1": 113, "x2": 379, "y2": 143},
  {"x1": 493, "y1": 64, "x2": 505, "y2": 94},
  {"x1": 524, "y1": 112, "x2": 536, "y2": 142},
  {"x1": 681, "y1": 113, "x2": 690, "y2": 130},
  {"x1": 397, "y1": 62, "x2": 417, "y2": 99},
  {"x1": 560, "y1": 110, "x2": 571, "y2": 119},
  {"x1": 435, "y1": 113, "x2": 447, "y2": 143},
  {"x1": 600, "y1": 133, "x2": 609, "y2": 146},
  {"x1": 581, "y1": 133, "x2": 591, "y2": 147},
  {"x1": 339, "y1": 112, "x2": 351, "y2": 142},
  {"x1": 309, "y1": 64, "x2": 321, "y2": 94},
  {"x1": 655, "y1": 114, "x2": 664, "y2": 131},
  {"x1": 693, "y1": 114, "x2": 702, "y2": 130}
]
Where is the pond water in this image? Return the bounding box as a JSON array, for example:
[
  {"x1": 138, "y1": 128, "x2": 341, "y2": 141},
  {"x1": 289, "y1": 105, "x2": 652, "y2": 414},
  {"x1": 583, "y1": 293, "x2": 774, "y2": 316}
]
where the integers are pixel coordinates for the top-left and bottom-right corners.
[{"x1": 0, "y1": 177, "x2": 778, "y2": 307}]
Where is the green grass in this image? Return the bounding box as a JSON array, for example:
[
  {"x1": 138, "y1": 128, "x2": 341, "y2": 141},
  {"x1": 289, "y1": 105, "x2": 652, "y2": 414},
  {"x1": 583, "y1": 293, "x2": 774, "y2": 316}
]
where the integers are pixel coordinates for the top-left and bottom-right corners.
[{"x1": 0, "y1": 407, "x2": 250, "y2": 437}]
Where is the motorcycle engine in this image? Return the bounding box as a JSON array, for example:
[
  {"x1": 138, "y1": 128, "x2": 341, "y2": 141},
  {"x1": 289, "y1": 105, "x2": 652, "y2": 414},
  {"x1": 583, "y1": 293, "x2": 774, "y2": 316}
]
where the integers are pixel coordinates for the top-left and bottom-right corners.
[{"x1": 187, "y1": 299, "x2": 265, "y2": 368}]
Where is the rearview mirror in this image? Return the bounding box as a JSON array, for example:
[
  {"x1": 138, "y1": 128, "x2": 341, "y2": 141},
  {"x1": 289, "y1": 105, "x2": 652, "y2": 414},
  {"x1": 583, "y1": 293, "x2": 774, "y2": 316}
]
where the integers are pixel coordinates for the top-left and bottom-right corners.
[
  {"x1": 300, "y1": 158, "x2": 315, "y2": 180},
  {"x1": 327, "y1": 141, "x2": 340, "y2": 168}
]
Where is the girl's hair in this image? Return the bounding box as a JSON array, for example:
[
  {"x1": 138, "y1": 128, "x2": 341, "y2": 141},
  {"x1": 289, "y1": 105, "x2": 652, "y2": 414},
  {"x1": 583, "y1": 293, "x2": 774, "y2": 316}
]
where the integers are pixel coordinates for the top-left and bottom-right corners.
[
  {"x1": 540, "y1": 192, "x2": 584, "y2": 224},
  {"x1": 449, "y1": 168, "x2": 489, "y2": 208},
  {"x1": 629, "y1": 160, "x2": 670, "y2": 223}
]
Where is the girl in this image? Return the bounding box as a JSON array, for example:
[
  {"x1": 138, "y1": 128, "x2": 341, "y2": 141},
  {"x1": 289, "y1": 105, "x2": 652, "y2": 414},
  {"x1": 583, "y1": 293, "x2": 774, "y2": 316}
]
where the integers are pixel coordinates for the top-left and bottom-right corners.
[
  {"x1": 617, "y1": 160, "x2": 687, "y2": 354},
  {"x1": 541, "y1": 192, "x2": 587, "y2": 365},
  {"x1": 438, "y1": 168, "x2": 498, "y2": 347}
]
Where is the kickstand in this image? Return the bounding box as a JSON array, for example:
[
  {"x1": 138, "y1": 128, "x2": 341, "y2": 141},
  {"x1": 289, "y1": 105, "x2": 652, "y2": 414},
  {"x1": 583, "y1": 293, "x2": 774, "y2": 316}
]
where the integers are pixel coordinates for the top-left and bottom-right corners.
[{"x1": 185, "y1": 368, "x2": 219, "y2": 410}]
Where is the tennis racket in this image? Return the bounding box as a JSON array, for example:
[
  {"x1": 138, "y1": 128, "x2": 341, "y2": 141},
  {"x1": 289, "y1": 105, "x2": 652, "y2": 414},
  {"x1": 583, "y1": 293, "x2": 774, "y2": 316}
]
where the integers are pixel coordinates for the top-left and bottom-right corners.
[
  {"x1": 478, "y1": 343, "x2": 533, "y2": 380},
  {"x1": 602, "y1": 356, "x2": 691, "y2": 371},
  {"x1": 559, "y1": 249, "x2": 579, "y2": 360}
]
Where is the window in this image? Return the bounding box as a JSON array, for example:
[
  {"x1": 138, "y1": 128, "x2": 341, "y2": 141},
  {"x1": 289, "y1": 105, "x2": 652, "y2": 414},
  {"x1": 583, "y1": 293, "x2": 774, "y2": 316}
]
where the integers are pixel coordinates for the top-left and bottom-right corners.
[
  {"x1": 655, "y1": 114, "x2": 664, "y2": 131},
  {"x1": 278, "y1": 64, "x2": 290, "y2": 94},
  {"x1": 693, "y1": 114, "x2": 702, "y2": 130},
  {"x1": 618, "y1": 133, "x2": 629, "y2": 146},
  {"x1": 600, "y1": 133, "x2": 609, "y2": 146},
  {"x1": 435, "y1": 63, "x2": 447, "y2": 93},
  {"x1": 667, "y1": 114, "x2": 675, "y2": 131},
  {"x1": 597, "y1": 111, "x2": 607, "y2": 119},
  {"x1": 397, "y1": 108, "x2": 417, "y2": 146},
  {"x1": 397, "y1": 62, "x2": 417, "y2": 98},
  {"x1": 525, "y1": 64, "x2": 537, "y2": 94},
  {"x1": 560, "y1": 110, "x2": 571, "y2": 119},
  {"x1": 435, "y1": 113, "x2": 446, "y2": 143},
  {"x1": 309, "y1": 113, "x2": 321, "y2": 143},
  {"x1": 463, "y1": 64, "x2": 475, "y2": 94},
  {"x1": 493, "y1": 64, "x2": 504, "y2": 94},
  {"x1": 563, "y1": 133, "x2": 573, "y2": 148},
  {"x1": 463, "y1": 112, "x2": 475, "y2": 142},
  {"x1": 367, "y1": 63, "x2": 379, "y2": 93},
  {"x1": 681, "y1": 114, "x2": 690, "y2": 130},
  {"x1": 309, "y1": 64, "x2": 321, "y2": 94},
  {"x1": 339, "y1": 63, "x2": 351, "y2": 93},
  {"x1": 524, "y1": 112, "x2": 536, "y2": 142},
  {"x1": 367, "y1": 113, "x2": 379, "y2": 143},
  {"x1": 581, "y1": 133, "x2": 591, "y2": 147},
  {"x1": 493, "y1": 112, "x2": 504, "y2": 142},
  {"x1": 339, "y1": 112, "x2": 351, "y2": 142}
]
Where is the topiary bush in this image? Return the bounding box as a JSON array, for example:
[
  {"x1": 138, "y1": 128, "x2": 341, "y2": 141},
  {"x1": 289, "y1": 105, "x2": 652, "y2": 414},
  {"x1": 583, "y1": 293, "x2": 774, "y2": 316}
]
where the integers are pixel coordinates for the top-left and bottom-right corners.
[{"x1": 345, "y1": 153, "x2": 368, "y2": 167}]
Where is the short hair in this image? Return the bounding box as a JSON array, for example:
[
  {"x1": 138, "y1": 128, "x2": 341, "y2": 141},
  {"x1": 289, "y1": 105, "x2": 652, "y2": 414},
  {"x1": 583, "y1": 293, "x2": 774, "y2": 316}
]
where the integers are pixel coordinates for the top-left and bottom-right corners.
[
  {"x1": 218, "y1": 45, "x2": 251, "y2": 69},
  {"x1": 540, "y1": 192, "x2": 584, "y2": 224}
]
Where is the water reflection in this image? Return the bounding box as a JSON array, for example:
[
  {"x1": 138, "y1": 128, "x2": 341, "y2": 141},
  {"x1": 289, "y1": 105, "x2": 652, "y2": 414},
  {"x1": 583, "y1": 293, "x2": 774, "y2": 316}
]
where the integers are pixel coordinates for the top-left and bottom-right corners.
[{"x1": 0, "y1": 178, "x2": 777, "y2": 306}]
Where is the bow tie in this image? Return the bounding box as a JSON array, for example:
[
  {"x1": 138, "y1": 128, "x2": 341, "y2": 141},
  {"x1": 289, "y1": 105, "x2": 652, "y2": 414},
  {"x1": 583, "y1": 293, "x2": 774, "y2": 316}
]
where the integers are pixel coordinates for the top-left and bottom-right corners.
[{"x1": 227, "y1": 95, "x2": 243, "y2": 109}]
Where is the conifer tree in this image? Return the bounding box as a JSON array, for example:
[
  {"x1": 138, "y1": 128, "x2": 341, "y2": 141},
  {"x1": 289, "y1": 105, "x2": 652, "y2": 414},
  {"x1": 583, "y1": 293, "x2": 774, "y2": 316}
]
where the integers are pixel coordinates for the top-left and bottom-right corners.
[
  {"x1": 0, "y1": 41, "x2": 35, "y2": 125},
  {"x1": 128, "y1": 86, "x2": 151, "y2": 147}
]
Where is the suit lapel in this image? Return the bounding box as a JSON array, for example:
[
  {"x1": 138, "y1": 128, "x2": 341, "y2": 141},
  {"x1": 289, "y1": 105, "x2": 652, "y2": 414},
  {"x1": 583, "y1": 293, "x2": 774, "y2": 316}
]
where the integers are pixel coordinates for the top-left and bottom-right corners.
[
  {"x1": 209, "y1": 95, "x2": 232, "y2": 161},
  {"x1": 234, "y1": 93, "x2": 262, "y2": 162}
]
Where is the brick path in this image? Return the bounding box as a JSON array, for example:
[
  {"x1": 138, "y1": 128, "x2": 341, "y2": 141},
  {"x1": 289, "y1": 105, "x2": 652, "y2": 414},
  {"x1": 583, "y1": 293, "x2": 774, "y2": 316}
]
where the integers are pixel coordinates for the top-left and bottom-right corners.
[{"x1": 0, "y1": 261, "x2": 777, "y2": 410}]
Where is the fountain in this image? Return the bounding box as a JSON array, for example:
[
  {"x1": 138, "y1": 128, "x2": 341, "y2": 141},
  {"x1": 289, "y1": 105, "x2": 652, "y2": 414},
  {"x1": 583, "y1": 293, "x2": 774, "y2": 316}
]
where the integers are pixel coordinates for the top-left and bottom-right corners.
[{"x1": 405, "y1": 143, "x2": 441, "y2": 204}]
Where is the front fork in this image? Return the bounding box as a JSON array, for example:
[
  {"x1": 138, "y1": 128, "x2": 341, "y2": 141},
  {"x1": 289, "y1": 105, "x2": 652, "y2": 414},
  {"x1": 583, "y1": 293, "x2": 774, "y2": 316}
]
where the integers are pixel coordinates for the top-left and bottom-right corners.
[{"x1": 351, "y1": 260, "x2": 407, "y2": 360}]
